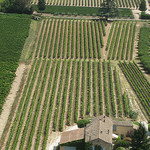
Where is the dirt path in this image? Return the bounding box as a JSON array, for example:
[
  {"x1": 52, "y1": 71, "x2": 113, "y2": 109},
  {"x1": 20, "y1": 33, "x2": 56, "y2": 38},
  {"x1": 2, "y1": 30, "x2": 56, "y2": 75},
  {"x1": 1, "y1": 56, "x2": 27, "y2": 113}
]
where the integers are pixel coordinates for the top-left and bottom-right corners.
[
  {"x1": 16, "y1": 60, "x2": 46, "y2": 150},
  {"x1": 0, "y1": 64, "x2": 25, "y2": 138},
  {"x1": 1, "y1": 20, "x2": 44, "y2": 149}
]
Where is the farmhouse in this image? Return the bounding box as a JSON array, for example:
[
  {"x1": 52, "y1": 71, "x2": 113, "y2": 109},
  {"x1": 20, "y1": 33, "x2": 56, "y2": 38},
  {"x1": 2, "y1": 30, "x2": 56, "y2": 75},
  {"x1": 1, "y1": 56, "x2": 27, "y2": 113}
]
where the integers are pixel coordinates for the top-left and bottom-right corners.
[{"x1": 60, "y1": 116, "x2": 133, "y2": 150}]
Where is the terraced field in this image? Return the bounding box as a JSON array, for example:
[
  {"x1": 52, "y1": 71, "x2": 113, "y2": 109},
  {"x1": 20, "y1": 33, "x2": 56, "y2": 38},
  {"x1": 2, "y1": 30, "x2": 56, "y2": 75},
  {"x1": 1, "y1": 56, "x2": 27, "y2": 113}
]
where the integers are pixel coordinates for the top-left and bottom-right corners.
[
  {"x1": 35, "y1": 19, "x2": 106, "y2": 59},
  {"x1": 32, "y1": 0, "x2": 141, "y2": 8}
]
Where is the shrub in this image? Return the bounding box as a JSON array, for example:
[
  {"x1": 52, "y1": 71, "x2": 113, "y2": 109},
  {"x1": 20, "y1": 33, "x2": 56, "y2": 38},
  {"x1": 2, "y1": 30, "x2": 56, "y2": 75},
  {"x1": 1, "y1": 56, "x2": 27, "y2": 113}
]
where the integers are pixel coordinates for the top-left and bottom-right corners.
[
  {"x1": 116, "y1": 147, "x2": 126, "y2": 150},
  {"x1": 38, "y1": 0, "x2": 45, "y2": 10},
  {"x1": 148, "y1": 124, "x2": 150, "y2": 132},
  {"x1": 77, "y1": 119, "x2": 90, "y2": 128},
  {"x1": 129, "y1": 110, "x2": 138, "y2": 119},
  {"x1": 113, "y1": 140, "x2": 130, "y2": 150}
]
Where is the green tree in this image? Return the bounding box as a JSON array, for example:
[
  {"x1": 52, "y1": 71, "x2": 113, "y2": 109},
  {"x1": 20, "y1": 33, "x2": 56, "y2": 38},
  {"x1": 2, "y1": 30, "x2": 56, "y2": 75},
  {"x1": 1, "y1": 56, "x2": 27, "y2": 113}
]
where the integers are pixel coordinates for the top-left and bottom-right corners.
[
  {"x1": 100, "y1": 0, "x2": 118, "y2": 19},
  {"x1": 2, "y1": 0, "x2": 32, "y2": 14},
  {"x1": 139, "y1": 0, "x2": 147, "y2": 11},
  {"x1": 38, "y1": 0, "x2": 45, "y2": 10},
  {"x1": 77, "y1": 119, "x2": 90, "y2": 128},
  {"x1": 131, "y1": 123, "x2": 150, "y2": 150}
]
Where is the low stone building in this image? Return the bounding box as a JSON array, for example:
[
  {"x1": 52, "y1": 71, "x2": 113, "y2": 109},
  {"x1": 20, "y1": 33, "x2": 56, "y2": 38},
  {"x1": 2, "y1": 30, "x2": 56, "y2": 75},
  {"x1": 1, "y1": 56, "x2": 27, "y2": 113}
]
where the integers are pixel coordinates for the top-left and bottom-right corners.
[
  {"x1": 113, "y1": 120, "x2": 133, "y2": 140},
  {"x1": 60, "y1": 116, "x2": 133, "y2": 150},
  {"x1": 85, "y1": 116, "x2": 112, "y2": 150}
]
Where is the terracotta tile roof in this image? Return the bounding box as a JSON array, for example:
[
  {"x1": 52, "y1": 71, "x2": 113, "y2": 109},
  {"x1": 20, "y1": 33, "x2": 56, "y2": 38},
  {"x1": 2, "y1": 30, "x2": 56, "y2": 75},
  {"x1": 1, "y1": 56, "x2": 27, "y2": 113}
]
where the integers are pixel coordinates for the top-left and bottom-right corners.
[
  {"x1": 85, "y1": 116, "x2": 112, "y2": 144},
  {"x1": 113, "y1": 120, "x2": 133, "y2": 127},
  {"x1": 60, "y1": 128, "x2": 84, "y2": 144}
]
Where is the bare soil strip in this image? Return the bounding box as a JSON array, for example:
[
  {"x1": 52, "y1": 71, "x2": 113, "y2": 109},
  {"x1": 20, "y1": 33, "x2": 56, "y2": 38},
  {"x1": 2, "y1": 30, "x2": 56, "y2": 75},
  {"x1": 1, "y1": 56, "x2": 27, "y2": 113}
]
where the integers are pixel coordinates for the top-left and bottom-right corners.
[
  {"x1": 106, "y1": 23, "x2": 116, "y2": 59},
  {"x1": 114, "y1": 22, "x2": 123, "y2": 60},
  {"x1": 81, "y1": 20, "x2": 85, "y2": 58},
  {"x1": 70, "y1": 62, "x2": 78, "y2": 124},
  {"x1": 51, "y1": 20, "x2": 59, "y2": 58},
  {"x1": 77, "y1": 21, "x2": 81, "y2": 58},
  {"x1": 8, "y1": 60, "x2": 43, "y2": 150},
  {"x1": 49, "y1": 62, "x2": 63, "y2": 132},
  {"x1": 31, "y1": 60, "x2": 53, "y2": 149},
  {"x1": 112, "y1": 68, "x2": 118, "y2": 118},
  {"x1": 85, "y1": 21, "x2": 89, "y2": 59},
  {"x1": 93, "y1": 21, "x2": 98, "y2": 59},
  {"x1": 74, "y1": 21, "x2": 77, "y2": 58},
  {"x1": 41, "y1": 20, "x2": 51, "y2": 58},
  {"x1": 68, "y1": 20, "x2": 73, "y2": 58},
  {"x1": 78, "y1": 61, "x2": 83, "y2": 119},
  {"x1": 63, "y1": 61, "x2": 73, "y2": 128},
  {"x1": 0, "y1": 64, "x2": 25, "y2": 139},
  {"x1": 56, "y1": 61, "x2": 68, "y2": 131},
  {"x1": 37, "y1": 19, "x2": 48, "y2": 58},
  {"x1": 0, "y1": 22, "x2": 45, "y2": 148},
  {"x1": 17, "y1": 60, "x2": 47, "y2": 150},
  {"x1": 55, "y1": 20, "x2": 62, "y2": 58},
  {"x1": 90, "y1": 62, "x2": 94, "y2": 116},
  {"x1": 46, "y1": 20, "x2": 55, "y2": 58},
  {"x1": 39, "y1": 61, "x2": 57, "y2": 149},
  {"x1": 102, "y1": 62, "x2": 106, "y2": 116},
  {"x1": 59, "y1": 20, "x2": 65, "y2": 58},
  {"x1": 95, "y1": 62, "x2": 99, "y2": 115}
]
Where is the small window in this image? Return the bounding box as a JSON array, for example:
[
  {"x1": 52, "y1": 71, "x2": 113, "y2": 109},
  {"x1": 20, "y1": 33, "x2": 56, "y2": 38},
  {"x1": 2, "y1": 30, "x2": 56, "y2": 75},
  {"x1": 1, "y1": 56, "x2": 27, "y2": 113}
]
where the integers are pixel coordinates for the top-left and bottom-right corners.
[{"x1": 113, "y1": 125, "x2": 117, "y2": 131}]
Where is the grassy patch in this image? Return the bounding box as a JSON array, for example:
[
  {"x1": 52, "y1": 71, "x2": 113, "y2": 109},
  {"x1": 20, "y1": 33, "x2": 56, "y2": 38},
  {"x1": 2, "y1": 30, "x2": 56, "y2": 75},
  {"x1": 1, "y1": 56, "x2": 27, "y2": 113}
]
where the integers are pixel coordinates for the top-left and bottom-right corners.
[
  {"x1": 33, "y1": 5, "x2": 133, "y2": 18},
  {"x1": 133, "y1": 121, "x2": 140, "y2": 126},
  {"x1": 0, "y1": 14, "x2": 31, "y2": 114}
]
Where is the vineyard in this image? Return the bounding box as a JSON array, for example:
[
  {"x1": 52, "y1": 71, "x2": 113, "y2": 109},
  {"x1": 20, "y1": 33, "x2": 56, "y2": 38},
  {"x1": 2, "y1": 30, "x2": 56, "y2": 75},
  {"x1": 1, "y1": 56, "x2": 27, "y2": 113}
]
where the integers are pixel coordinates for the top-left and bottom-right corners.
[
  {"x1": 119, "y1": 61, "x2": 150, "y2": 119},
  {"x1": 1, "y1": 11, "x2": 150, "y2": 150},
  {"x1": 32, "y1": 0, "x2": 141, "y2": 8},
  {"x1": 1, "y1": 59, "x2": 131, "y2": 150},
  {"x1": 0, "y1": 15, "x2": 31, "y2": 114},
  {"x1": 106, "y1": 21, "x2": 136, "y2": 60},
  {"x1": 34, "y1": 19, "x2": 107, "y2": 59}
]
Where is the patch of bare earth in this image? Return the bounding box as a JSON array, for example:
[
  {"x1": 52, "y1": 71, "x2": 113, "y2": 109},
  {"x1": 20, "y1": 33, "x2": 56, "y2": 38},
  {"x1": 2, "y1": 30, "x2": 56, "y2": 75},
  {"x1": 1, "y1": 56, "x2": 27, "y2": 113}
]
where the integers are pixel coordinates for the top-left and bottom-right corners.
[{"x1": 0, "y1": 64, "x2": 25, "y2": 138}]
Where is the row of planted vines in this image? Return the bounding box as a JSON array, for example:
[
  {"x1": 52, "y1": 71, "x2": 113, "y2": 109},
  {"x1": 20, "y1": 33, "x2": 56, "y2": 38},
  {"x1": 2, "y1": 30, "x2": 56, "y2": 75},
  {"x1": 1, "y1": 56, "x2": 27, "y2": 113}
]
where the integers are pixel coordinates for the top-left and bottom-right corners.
[
  {"x1": 119, "y1": 61, "x2": 150, "y2": 119},
  {"x1": 3, "y1": 59, "x2": 130, "y2": 150},
  {"x1": 106, "y1": 21, "x2": 136, "y2": 60},
  {"x1": 35, "y1": 18, "x2": 106, "y2": 59},
  {"x1": 32, "y1": 0, "x2": 140, "y2": 8}
]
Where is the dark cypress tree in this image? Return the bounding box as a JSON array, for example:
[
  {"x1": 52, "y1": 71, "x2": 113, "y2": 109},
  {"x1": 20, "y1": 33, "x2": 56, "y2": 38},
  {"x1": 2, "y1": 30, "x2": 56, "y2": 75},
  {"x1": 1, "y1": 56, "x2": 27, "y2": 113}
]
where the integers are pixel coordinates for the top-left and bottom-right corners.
[
  {"x1": 131, "y1": 123, "x2": 150, "y2": 150},
  {"x1": 38, "y1": 0, "x2": 45, "y2": 10},
  {"x1": 139, "y1": 0, "x2": 147, "y2": 11}
]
